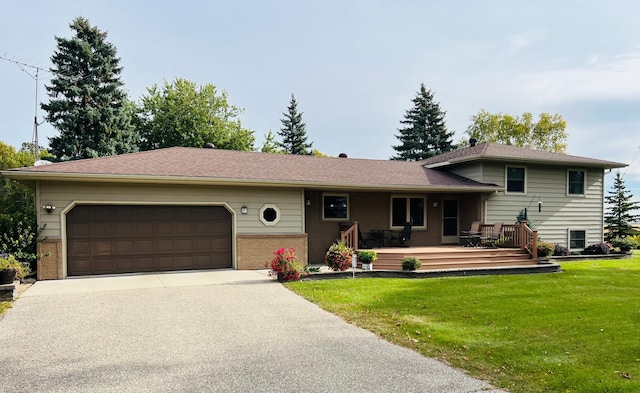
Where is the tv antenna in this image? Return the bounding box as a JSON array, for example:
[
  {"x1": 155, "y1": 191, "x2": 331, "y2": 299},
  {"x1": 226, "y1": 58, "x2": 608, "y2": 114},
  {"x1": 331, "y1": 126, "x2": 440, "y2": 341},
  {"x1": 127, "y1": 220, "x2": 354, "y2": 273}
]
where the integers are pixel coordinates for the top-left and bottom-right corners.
[{"x1": 0, "y1": 55, "x2": 50, "y2": 160}]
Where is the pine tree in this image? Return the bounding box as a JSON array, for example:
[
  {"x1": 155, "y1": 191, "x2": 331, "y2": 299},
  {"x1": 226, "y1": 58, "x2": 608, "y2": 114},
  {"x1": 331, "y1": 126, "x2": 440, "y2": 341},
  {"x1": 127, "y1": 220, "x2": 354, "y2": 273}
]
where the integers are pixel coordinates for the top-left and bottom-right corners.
[
  {"x1": 260, "y1": 130, "x2": 281, "y2": 153},
  {"x1": 604, "y1": 171, "x2": 640, "y2": 241},
  {"x1": 278, "y1": 94, "x2": 312, "y2": 155},
  {"x1": 42, "y1": 17, "x2": 138, "y2": 160},
  {"x1": 392, "y1": 83, "x2": 456, "y2": 161}
]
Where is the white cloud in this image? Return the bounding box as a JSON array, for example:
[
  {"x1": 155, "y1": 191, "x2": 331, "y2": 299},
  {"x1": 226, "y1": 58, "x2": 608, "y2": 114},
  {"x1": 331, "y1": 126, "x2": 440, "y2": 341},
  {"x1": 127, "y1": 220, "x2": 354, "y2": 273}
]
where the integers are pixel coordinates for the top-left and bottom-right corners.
[{"x1": 519, "y1": 52, "x2": 640, "y2": 103}]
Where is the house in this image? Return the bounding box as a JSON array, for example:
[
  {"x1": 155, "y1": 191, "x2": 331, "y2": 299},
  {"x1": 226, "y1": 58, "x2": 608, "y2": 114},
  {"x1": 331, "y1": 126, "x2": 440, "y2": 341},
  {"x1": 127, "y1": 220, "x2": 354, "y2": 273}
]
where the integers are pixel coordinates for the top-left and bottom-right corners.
[{"x1": 0, "y1": 142, "x2": 625, "y2": 280}]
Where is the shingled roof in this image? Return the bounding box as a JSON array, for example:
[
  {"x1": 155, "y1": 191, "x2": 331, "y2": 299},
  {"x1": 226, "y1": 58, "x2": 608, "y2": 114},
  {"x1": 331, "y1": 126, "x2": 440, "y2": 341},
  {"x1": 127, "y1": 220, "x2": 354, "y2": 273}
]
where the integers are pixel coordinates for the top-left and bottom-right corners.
[
  {"x1": 2, "y1": 147, "x2": 500, "y2": 192},
  {"x1": 421, "y1": 142, "x2": 626, "y2": 169}
]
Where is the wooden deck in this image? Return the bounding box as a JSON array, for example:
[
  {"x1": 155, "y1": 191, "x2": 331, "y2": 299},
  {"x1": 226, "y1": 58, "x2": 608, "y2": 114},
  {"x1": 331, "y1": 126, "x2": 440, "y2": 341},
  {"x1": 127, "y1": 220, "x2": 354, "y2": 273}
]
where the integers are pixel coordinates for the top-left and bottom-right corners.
[{"x1": 357, "y1": 245, "x2": 538, "y2": 271}]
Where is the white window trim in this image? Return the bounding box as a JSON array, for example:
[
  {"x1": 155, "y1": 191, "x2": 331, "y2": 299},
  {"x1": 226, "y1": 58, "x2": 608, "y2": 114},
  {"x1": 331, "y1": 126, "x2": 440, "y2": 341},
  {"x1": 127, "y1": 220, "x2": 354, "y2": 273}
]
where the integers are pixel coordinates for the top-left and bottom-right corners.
[
  {"x1": 259, "y1": 204, "x2": 281, "y2": 226},
  {"x1": 505, "y1": 165, "x2": 527, "y2": 194},
  {"x1": 568, "y1": 228, "x2": 587, "y2": 250},
  {"x1": 567, "y1": 169, "x2": 586, "y2": 197},
  {"x1": 322, "y1": 193, "x2": 350, "y2": 221},
  {"x1": 389, "y1": 195, "x2": 427, "y2": 230}
]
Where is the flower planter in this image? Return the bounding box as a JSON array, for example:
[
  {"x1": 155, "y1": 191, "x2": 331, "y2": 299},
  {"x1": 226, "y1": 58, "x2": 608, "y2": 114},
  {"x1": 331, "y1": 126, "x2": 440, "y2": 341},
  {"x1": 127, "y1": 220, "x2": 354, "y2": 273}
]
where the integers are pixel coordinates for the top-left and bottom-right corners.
[
  {"x1": 0, "y1": 269, "x2": 17, "y2": 284},
  {"x1": 362, "y1": 263, "x2": 373, "y2": 271}
]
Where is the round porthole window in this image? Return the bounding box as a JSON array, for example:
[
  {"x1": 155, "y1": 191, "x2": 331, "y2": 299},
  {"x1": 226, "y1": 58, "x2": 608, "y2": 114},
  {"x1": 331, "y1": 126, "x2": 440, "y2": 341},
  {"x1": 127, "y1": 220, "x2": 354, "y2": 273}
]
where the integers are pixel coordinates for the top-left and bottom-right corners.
[{"x1": 259, "y1": 204, "x2": 280, "y2": 226}]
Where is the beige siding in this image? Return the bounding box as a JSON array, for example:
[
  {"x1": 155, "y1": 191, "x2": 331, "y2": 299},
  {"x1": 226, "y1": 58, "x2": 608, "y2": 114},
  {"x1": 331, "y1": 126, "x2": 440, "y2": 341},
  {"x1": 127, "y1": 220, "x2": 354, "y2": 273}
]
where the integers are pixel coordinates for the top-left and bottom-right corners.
[
  {"x1": 482, "y1": 164, "x2": 605, "y2": 247},
  {"x1": 37, "y1": 181, "x2": 304, "y2": 239},
  {"x1": 447, "y1": 163, "x2": 483, "y2": 182}
]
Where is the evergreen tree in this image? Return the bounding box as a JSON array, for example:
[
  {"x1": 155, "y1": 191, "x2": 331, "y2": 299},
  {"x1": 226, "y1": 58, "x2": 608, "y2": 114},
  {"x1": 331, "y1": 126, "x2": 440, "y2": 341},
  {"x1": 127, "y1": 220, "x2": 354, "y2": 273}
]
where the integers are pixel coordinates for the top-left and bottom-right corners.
[
  {"x1": 392, "y1": 83, "x2": 456, "y2": 161},
  {"x1": 278, "y1": 94, "x2": 312, "y2": 155},
  {"x1": 260, "y1": 130, "x2": 281, "y2": 153},
  {"x1": 604, "y1": 171, "x2": 640, "y2": 241},
  {"x1": 42, "y1": 17, "x2": 138, "y2": 160}
]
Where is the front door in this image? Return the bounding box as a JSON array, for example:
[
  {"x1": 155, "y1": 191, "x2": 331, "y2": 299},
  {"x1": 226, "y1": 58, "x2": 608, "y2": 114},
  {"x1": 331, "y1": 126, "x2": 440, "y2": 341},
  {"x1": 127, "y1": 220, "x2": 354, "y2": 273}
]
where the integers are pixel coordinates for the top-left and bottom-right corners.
[{"x1": 441, "y1": 199, "x2": 459, "y2": 244}]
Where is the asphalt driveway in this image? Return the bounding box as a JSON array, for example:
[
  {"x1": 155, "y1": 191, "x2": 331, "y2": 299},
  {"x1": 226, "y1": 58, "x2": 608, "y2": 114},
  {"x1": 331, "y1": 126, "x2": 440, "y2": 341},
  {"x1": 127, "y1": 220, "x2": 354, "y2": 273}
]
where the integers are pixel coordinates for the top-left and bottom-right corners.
[{"x1": 0, "y1": 270, "x2": 505, "y2": 393}]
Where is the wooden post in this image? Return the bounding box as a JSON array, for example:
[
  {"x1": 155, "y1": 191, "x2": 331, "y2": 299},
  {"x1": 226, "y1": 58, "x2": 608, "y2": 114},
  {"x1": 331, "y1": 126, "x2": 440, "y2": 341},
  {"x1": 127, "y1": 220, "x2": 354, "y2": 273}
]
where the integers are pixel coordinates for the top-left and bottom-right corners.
[
  {"x1": 532, "y1": 230, "x2": 538, "y2": 260},
  {"x1": 353, "y1": 221, "x2": 359, "y2": 251}
]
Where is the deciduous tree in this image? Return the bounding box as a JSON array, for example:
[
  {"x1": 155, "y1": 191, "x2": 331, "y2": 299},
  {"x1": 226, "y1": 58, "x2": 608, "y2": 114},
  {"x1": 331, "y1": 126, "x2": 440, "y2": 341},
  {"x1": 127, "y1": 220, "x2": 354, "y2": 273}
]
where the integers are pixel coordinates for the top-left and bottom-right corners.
[
  {"x1": 463, "y1": 110, "x2": 567, "y2": 153},
  {"x1": 42, "y1": 17, "x2": 138, "y2": 160},
  {"x1": 279, "y1": 94, "x2": 312, "y2": 155},
  {"x1": 392, "y1": 83, "x2": 455, "y2": 161},
  {"x1": 138, "y1": 78, "x2": 254, "y2": 151}
]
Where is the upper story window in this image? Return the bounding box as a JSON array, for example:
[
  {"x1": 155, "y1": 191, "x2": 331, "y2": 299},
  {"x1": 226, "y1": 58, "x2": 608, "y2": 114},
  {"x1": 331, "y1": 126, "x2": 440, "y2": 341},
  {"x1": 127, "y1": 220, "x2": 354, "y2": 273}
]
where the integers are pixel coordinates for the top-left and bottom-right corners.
[
  {"x1": 568, "y1": 170, "x2": 585, "y2": 195},
  {"x1": 323, "y1": 194, "x2": 349, "y2": 220},
  {"x1": 506, "y1": 166, "x2": 526, "y2": 193},
  {"x1": 391, "y1": 196, "x2": 425, "y2": 229}
]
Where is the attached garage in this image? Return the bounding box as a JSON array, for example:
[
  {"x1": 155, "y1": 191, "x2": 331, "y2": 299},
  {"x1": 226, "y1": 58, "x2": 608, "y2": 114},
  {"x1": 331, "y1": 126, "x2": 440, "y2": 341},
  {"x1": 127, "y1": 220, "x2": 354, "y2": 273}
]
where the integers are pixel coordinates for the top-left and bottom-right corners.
[{"x1": 66, "y1": 205, "x2": 232, "y2": 276}]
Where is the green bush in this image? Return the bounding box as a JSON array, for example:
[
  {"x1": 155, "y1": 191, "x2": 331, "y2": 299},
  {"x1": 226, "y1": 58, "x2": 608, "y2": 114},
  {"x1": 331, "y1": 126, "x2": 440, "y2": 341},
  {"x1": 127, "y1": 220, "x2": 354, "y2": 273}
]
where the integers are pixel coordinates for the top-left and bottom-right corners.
[
  {"x1": 358, "y1": 250, "x2": 377, "y2": 264},
  {"x1": 610, "y1": 237, "x2": 639, "y2": 252},
  {"x1": 536, "y1": 242, "x2": 554, "y2": 258},
  {"x1": 0, "y1": 254, "x2": 30, "y2": 279},
  {"x1": 401, "y1": 256, "x2": 422, "y2": 271}
]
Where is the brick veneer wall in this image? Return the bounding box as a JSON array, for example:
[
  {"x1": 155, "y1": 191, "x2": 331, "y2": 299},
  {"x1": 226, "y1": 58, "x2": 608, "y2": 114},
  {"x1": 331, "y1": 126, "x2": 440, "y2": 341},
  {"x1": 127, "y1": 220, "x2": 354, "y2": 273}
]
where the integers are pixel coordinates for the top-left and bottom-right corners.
[
  {"x1": 37, "y1": 239, "x2": 63, "y2": 280},
  {"x1": 236, "y1": 234, "x2": 308, "y2": 270}
]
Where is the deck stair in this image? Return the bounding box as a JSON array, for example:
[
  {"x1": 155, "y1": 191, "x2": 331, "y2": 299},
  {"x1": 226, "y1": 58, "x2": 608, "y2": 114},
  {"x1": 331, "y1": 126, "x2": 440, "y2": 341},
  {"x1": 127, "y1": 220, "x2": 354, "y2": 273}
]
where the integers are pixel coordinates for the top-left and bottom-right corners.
[{"x1": 361, "y1": 246, "x2": 537, "y2": 271}]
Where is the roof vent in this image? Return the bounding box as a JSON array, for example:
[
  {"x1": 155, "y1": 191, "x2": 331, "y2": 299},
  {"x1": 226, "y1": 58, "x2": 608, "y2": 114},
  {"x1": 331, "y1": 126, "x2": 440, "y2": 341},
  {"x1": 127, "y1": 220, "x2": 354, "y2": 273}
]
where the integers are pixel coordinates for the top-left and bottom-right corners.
[
  {"x1": 203, "y1": 143, "x2": 215, "y2": 149},
  {"x1": 338, "y1": 153, "x2": 348, "y2": 158},
  {"x1": 469, "y1": 138, "x2": 478, "y2": 147}
]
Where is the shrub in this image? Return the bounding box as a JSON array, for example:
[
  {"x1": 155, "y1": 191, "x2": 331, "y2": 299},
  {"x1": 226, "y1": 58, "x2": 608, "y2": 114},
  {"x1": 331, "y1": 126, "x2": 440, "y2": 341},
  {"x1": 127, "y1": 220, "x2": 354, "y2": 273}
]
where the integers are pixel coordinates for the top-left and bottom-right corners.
[
  {"x1": 358, "y1": 250, "x2": 377, "y2": 264},
  {"x1": 628, "y1": 235, "x2": 640, "y2": 249},
  {"x1": 610, "y1": 237, "x2": 639, "y2": 252},
  {"x1": 536, "y1": 242, "x2": 554, "y2": 258},
  {"x1": 324, "y1": 241, "x2": 354, "y2": 271},
  {"x1": 401, "y1": 256, "x2": 422, "y2": 271},
  {"x1": 553, "y1": 244, "x2": 569, "y2": 256},
  {"x1": 582, "y1": 243, "x2": 610, "y2": 255},
  {"x1": 0, "y1": 254, "x2": 30, "y2": 280},
  {"x1": 266, "y1": 247, "x2": 308, "y2": 282}
]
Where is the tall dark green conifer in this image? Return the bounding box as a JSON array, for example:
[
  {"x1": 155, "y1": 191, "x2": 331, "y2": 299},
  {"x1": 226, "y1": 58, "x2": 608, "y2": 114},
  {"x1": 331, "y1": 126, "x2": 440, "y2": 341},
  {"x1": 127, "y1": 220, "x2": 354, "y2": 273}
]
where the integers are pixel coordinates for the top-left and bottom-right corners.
[
  {"x1": 42, "y1": 17, "x2": 138, "y2": 160},
  {"x1": 278, "y1": 94, "x2": 312, "y2": 155},
  {"x1": 392, "y1": 83, "x2": 455, "y2": 161},
  {"x1": 604, "y1": 171, "x2": 640, "y2": 240}
]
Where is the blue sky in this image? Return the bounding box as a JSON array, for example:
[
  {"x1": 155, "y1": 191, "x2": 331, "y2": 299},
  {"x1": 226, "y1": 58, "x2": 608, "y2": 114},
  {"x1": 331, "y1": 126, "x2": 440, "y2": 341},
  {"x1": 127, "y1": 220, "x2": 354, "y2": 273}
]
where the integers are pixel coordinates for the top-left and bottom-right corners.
[{"x1": 1, "y1": 1, "x2": 639, "y2": 200}]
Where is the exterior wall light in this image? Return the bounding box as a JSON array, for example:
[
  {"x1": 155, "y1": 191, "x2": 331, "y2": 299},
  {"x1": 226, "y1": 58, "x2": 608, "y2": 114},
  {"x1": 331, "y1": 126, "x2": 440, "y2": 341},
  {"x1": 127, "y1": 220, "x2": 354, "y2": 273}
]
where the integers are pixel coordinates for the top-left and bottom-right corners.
[
  {"x1": 240, "y1": 206, "x2": 248, "y2": 214},
  {"x1": 42, "y1": 205, "x2": 56, "y2": 213}
]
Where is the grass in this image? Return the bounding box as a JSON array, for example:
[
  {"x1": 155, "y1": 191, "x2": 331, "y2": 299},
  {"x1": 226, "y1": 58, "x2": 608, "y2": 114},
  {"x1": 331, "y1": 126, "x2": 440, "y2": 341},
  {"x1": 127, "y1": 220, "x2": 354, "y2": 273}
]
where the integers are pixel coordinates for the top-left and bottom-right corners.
[{"x1": 288, "y1": 251, "x2": 640, "y2": 393}]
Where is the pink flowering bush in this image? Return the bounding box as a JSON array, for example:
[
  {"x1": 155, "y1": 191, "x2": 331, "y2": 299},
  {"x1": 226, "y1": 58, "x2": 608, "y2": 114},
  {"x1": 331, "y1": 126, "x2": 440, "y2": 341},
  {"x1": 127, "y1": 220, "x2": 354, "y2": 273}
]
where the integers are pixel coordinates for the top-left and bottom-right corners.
[
  {"x1": 324, "y1": 241, "x2": 354, "y2": 271},
  {"x1": 266, "y1": 247, "x2": 308, "y2": 282}
]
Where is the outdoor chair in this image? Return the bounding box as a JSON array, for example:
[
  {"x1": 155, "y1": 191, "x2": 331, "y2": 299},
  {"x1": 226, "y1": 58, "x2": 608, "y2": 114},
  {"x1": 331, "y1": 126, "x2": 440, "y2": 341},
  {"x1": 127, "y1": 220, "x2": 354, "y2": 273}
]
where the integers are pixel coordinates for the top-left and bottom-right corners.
[
  {"x1": 481, "y1": 222, "x2": 503, "y2": 248},
  {"x1": 357, "y1": 226, "x2": 376, "y2": 249},
  {"x1": 389, "y1": 222, "x2": 412, "y2": 247},
  {"x1": 459, "y1": 221, "x2": 482, "y2": 247}
]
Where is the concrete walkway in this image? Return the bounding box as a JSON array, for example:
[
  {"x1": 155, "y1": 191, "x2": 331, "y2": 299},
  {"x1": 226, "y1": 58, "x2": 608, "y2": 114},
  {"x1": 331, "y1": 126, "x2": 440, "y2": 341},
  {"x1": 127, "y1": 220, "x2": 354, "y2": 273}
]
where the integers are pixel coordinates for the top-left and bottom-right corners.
[{"x1": 1, "y1": 270, "x2": 506, "y2": 393}]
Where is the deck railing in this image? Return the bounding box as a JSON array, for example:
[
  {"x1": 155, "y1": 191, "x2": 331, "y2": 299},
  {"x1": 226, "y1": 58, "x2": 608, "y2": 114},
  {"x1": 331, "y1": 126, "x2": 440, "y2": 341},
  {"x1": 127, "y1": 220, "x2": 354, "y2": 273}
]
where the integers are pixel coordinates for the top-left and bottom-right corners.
[
  {"x1": 340, "y1": 221, "x2": 359, "y2": 250},
  {"x1": 479, "y1": 223, "x2": 538, "y2": 259}
]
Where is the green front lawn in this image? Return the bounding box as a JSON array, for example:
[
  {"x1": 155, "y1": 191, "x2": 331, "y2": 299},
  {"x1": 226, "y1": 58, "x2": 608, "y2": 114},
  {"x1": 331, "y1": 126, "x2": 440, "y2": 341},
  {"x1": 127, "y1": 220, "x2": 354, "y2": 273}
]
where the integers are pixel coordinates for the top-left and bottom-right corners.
[{"x1": 288, "y1": 253, "x2": 640, "y2": 393}]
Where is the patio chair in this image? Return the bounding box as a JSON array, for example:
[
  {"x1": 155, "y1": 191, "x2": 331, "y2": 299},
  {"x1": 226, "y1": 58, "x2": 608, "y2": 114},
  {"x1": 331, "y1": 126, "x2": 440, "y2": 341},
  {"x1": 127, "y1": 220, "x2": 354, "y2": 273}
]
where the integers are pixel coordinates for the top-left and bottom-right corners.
[
  {"x1": 459, "y1": 221, "x2": 482, "y2": 247},
  {"x1": 389, "y1": 222, "x2": 412, "y2": 247},
  {"x1": 357, "y1": 226, "x2": 376, "y2": 249},
  {"x1": 481, "y1": 222, "x2": 503, "y2": 248}
]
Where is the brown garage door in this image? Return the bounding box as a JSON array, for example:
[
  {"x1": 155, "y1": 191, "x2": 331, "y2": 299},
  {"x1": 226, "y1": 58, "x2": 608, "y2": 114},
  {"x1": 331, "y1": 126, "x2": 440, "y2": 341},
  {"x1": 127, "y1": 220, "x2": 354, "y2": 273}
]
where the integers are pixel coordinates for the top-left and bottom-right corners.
[{"x1": 67, "y1": 205, "x2": 232, "y2": 276}]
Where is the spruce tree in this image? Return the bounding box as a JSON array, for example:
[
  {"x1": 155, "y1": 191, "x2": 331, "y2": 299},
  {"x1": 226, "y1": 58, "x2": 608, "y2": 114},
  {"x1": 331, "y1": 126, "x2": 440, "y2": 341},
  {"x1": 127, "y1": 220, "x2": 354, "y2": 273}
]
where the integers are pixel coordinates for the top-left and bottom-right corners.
[
  {"x1": 42, "y1": 17, "x2": 138, "y2": 160},
  {"x1": 278, "y1": 94, "x2": 312, "y2": 155},
  {"x1": 605, "y1": 171, "x2": 640, "y2": 241},
  {"x1": 392, "y1": 83, "x2": 456, "y2": 161}
]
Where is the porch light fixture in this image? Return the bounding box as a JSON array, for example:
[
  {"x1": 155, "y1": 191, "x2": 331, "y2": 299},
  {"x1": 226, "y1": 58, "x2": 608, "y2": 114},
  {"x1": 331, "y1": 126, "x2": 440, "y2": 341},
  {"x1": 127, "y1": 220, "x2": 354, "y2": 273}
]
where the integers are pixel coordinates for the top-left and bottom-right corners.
[
  {"x1": 538, "y1": 200, "x2": 542, "y2": 213},
  {"x1": 240, "y1": 206, "x2": 248, "y2": 214},
  {"x1": 433, "y1": 201, "x2": 438, "y2": 208},
  {"x1": 306, "y1": 199, "x2": 311, "y2": 206},
  {"x1": 42, "y1": 205, "x2": 56, "y2": 214}
]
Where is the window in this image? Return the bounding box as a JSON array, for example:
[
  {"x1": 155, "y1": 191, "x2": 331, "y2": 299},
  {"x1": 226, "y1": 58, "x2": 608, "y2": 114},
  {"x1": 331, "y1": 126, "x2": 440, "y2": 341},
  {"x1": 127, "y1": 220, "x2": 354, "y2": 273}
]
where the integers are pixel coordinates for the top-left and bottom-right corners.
[
  {"x1": 391, "y1": 196, "x2": 425, "y2": 228},
  {"x1": 259, "y1": 204, "x2": 280, "y2": 226},
  {"x1": 506, "y1": 167, "x2": 526, "y2": 193},
  {"x1": 568, "y1": 170, "x2": 585, "y2": 195},
  {"x1": 569, "y1": 230, "x2": 586, "y2": 249},
  {"x1": 323, "y1": 194, "x2": 349, "y2": 220}
]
